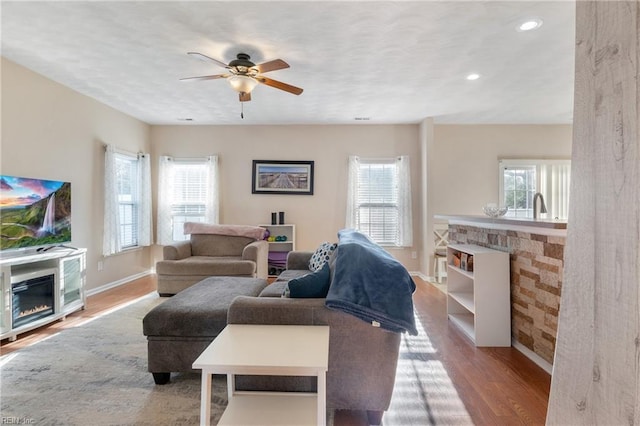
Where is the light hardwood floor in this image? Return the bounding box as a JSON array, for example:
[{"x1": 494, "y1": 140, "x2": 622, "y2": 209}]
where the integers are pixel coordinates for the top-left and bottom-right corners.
[{"x1": 0, "y1": 275, "x2": 550, "y2": 425}]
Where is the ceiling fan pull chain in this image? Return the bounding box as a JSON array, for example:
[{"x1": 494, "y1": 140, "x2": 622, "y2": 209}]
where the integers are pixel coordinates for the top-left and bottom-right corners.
[{"x1": 241, "y1": 102, "x2": 244, "y2": 119}]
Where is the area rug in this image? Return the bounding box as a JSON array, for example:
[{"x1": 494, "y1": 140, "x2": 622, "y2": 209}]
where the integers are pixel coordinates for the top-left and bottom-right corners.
[{"x1": 0, "y1": 293, "x2": 227, "y2": 425}]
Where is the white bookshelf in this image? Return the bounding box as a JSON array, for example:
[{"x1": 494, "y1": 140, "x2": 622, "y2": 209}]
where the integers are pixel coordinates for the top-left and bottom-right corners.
[
  {"x1": 446, "y1": 243, "x2": 510, "y2": 347},
  {"x1": 259, "y1": 224, "x2": 296, "y2": 252},
  {"x1": 259, "y1": 224, "x2": 296, "y2": 277}
]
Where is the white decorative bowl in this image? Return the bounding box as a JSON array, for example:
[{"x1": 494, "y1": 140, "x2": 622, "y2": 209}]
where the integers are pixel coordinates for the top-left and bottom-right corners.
[{"x1": 483, "y1": 204, "x2": 508, "y2": 218}]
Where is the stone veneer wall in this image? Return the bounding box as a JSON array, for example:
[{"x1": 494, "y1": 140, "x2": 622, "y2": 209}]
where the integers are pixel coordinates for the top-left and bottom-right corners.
[{"x1": 448, "y1": 224, "x2": 565, "y2": 364}]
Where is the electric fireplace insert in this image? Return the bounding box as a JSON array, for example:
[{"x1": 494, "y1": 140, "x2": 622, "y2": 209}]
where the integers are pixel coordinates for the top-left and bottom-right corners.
[{"x1": 11, "y1": 270, "x2": 55, "y2": 329}]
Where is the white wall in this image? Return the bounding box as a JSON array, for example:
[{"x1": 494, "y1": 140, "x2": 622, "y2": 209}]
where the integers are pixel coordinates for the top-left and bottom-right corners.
[
  {"x1": 150, "y1": 124, "x2": 423, "y2": 270},
  {"x1": 1, "y1": 58, "x2": 152, "y2": 291}
]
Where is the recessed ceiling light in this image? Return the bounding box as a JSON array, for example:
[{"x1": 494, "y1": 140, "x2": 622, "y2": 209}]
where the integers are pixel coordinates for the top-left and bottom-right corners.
[
  {"x1": 466, "y1": 73, "x2": 480, "y2": 81},
  {"x1": 517, "y1": 18, "x2": 543, "y2": 32}
]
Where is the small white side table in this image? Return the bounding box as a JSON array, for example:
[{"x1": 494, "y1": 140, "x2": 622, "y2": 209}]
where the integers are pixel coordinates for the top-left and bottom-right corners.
[{"x1": 193, "y1": 324, "x2": 330, "y2": 426}]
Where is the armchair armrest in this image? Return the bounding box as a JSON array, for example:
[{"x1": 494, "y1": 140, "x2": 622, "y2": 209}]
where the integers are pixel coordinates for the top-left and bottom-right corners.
[
  {"x1": 286, "y1": 251, "x2": 314, "y2": 270},
  {"x1": 163, "y1": 241, "x2": 192, "y2": 260},
  {"x1": 242, "y1": 240, "x2": 269, "y2": 279}
]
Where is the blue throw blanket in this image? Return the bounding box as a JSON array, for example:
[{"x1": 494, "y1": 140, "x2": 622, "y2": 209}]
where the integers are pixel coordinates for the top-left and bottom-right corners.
[{"x1": 325, "y1": 229, "x2": 418, "y2": 335}]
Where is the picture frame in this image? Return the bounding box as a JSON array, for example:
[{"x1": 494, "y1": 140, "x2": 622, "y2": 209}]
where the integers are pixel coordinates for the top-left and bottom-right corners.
[{"x1": 251, "y1": 160, "x2": 314, "y2": 195}]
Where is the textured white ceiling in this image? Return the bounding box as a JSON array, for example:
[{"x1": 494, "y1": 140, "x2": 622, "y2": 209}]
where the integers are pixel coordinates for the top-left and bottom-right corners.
[{"x1": 1, "y1": 1, "x2": 575, "y2": 125}]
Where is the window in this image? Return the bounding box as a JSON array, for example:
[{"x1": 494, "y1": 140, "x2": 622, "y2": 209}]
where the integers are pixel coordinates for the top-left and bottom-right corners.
[
  {"x1": 346, "y1": 156, "x2": 412, "y2": 246},
  {"x1": 103, "y1": 145, "x2": 152, "y2": 256},
  {"x1": 499, "y1": 159, "x2": 571, "y2": 219},
  {"x1": 115, "y1": 153, "x2": 139, "y2": 248},
  {"x1": 157, "y1": 156, "x2": 219, "y2": 244}
]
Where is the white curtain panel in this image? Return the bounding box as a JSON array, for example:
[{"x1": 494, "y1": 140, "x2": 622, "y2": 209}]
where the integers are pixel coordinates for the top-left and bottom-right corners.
[
  {"x1": 102, "y1": 144, "x2": 121, "y2": 256},
  {"x1": 204, "y1": 155, "x2": 220, "y2": 225},
  {"x1": 396, "y1": 155, "x2": 413, "y2": 247},
  {"x1": 156, "y1": 156, "x2": 175, "y2": 246},
  {"x1": 345, "y1": 155, "x2": 360, "y2": 229},
  {"x1": 540, "y1": 162, "x2": 571, "y2": 220},
  {"x1": 137, "y1": 153, "x2": 153, "y2": 246}
]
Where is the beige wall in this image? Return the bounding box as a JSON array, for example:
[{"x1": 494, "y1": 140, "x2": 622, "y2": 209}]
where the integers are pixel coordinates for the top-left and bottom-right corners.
[
  {"x1": 1, "y1": 58, "x2": 152, "y2": 292},
  {"x1": 2, "y1": 57, "x2": 574, "y2": 287},
  {"x1": 425, "y1": 124, "x2": 573, "y2": 276},
  {"x1": 150, "y1": 124, "x2": 423, "y2": 270}
]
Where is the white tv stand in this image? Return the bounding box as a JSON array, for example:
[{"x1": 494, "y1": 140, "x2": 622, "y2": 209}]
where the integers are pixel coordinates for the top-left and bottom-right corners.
[{"x1": 0, "y1": 247, "x2": 87, "y2": 341}]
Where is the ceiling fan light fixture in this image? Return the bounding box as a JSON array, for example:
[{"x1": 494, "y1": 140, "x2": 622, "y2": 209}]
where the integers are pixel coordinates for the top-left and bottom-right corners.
[{"x1": 228, "y1": 74, "x2": 259, "y2": 94}]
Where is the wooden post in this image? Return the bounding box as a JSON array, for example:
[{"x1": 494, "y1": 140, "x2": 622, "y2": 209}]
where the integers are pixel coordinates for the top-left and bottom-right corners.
[{"x1": 547, "y1": 1, "x2": 639, "y2": 424}]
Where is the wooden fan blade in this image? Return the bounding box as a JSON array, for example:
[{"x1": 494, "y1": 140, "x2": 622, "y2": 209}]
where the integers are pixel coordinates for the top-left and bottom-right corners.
[
  {"x1": 187, "y1": 52, "x2": 229, "y2": 69},
  {"x1": 239, "y1": 92, "x2": 252, "y2": 102},
  {"x1": 256, "y1": 59, "x2": 290, "y2": 73},
  {"x1": 179, "y1": 74, "x2": 228, "y2": 82},
  {"x1": 256, "y1": 76, "x2": 303, "y2": 95}
]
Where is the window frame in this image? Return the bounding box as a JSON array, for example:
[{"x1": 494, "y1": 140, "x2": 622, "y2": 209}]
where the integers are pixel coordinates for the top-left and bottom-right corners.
[
  {"x1": 354, "y1": 158, "x2": 401, "y2": 246},
  {"x1": 499, "y1": 158, "x2": 571, "y2": 219},
  {"x1": 114, "y1": 152, "x2": 141, "y2": 249},
  {"x1": 157, "y1": 155, "x2": 219, "y2": 245},
  {"x1": 168, "y1": 159, "x2": 211, "y2": 242}
]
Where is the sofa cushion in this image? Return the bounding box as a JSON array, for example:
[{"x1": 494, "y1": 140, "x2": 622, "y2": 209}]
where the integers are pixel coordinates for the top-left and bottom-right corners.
[
  {"x1": 274, "y1": 269, "x2": 310, "y2": 282},
  {"x1": 287, "y1": 262, "x2": 331, "y2": 298},
  {"x1": 143, "y1": 276, "x2": 267, "y2": 338},
  {"x1": 309, "y1": 242, "x2": 337, "y2": 272},
  {"x1": 259, "y1": 281, "x2": 288, "y2": 298},
  {"x1": 191, "y1": 234, "x2": 256, "y2": 257},
  {"x1": 156, "y1": 256, "x2": 255, "y2": 276}
]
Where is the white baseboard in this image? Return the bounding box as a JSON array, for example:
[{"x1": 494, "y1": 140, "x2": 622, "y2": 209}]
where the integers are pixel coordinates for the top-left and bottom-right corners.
[
  {"x1": 410, "y1": 271, "x2": 446, "y2": 285},
  {"x1": 85, "y1": 270, "x2": 153, "y2": 298},
  {"x1": 512, "y1": 339, "x2": 553, "y2": 375},
  {"x1": 409, "y1": 271, "x2": 429, "y2": 281}
]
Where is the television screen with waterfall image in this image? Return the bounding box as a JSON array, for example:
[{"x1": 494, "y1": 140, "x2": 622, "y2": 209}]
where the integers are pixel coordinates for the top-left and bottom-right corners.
[{"x1": 0, "y1": 175, "x2": 71, "y2": 251}]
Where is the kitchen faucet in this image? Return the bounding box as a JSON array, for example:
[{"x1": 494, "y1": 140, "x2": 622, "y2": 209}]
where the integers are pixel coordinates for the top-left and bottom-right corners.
[{"x1": 533, "y1": 192, "x2": 547, "y2": 219}]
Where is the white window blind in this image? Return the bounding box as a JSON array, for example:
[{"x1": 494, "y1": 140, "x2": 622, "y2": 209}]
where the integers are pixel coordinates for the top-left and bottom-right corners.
[
  {"x1": 499, "y1": 159, "x2": 571, "y2": 220},
  {"x1": 171, "y1": 162, "x2": 209, "y2": 240},
  {"x1": 115, "y1": 153, "x2": 139, "y2": 248},
  {"x1": 346, "y1": 156, "x2": 413, "y2": 246},
  {"x1": 157, "y1": 156, "x2": 219, "y2": 244},
  {"x1": 358, "y1": 160, "x2": 398, "y2": 244}
]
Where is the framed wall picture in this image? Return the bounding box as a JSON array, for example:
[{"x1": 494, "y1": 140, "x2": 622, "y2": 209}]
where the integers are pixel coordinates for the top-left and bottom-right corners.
[{"x1": 251, "y1": 160, "x2": 314, "y2": 195}]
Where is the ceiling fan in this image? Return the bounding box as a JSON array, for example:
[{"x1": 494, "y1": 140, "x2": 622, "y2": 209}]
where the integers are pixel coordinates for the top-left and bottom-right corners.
[{"x1": 180, "y1": 52, "x2": 303, "y2": 103}]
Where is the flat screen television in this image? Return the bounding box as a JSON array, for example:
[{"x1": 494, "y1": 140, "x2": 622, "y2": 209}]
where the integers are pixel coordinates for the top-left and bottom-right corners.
[{"x1": 0, "y1": 175, "x2": 71, "y2": 252}]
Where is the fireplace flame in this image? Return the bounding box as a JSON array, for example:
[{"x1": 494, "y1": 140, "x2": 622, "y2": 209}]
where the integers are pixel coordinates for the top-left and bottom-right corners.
[{"x1": 18, "y1": 304, "x2": 52, "y2": 318}]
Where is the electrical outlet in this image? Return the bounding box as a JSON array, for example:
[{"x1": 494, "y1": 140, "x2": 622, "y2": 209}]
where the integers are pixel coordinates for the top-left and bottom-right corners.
[
  {"x1": 411, "y1": 251, "x2": 418, "y2": 259},
  {"x1": 97, "y1": 260, "x2": 104, "y2": 271}
]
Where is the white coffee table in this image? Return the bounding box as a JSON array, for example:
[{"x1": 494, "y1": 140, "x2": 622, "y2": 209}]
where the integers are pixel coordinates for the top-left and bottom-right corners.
[{"x1": 193, "y1": 324, "x2": 330, "y2": 426}]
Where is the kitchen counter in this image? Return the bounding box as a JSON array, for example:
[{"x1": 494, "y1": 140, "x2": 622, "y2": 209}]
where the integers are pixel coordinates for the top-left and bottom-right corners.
[
  {"x1": 436, "y1": 213, "x2": 567, "y2": 372},
  {"x1": 435, "y1": 214, "x2": 567, "y2": 236}
]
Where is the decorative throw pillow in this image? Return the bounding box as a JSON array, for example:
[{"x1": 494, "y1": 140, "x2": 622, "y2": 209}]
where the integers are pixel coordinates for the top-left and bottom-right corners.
[
  {"x1": 286, "y1": 262, "x2": 331, "y2": 298},
  {"x1": 309, "y1": 242, "x2": 338, "y2": 272}
]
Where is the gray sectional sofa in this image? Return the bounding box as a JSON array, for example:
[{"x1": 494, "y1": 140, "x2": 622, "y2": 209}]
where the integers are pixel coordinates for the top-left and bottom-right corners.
[
  {"x1": 226, "y1": 251, "x2": 402, "y2": 425},
  {"x1": 145, "y1": 241, "x2": 411, "y2": 425}
]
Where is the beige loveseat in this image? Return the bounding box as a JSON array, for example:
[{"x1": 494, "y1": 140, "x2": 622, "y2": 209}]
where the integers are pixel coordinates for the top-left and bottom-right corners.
[{"x1": 155, "y1": 224, "x2": 268, "y2": 296}]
